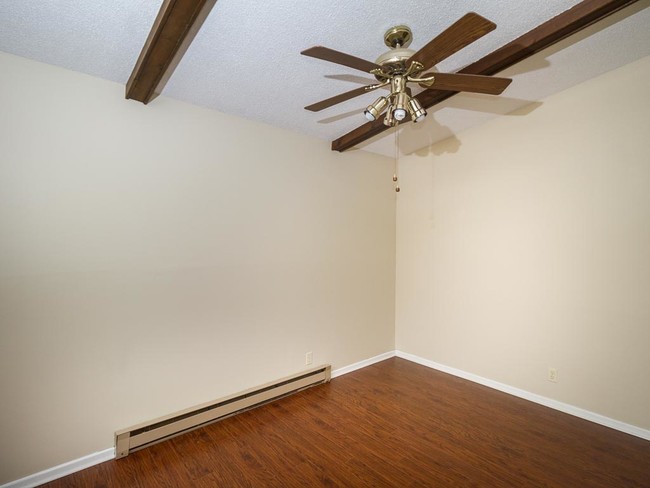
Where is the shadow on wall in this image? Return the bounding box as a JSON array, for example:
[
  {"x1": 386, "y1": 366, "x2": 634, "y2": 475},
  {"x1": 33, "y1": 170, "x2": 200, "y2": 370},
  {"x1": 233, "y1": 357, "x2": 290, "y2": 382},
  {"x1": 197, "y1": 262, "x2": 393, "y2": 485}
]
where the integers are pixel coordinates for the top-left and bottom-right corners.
[
  {"x1": 395, "y1": 40, "x2": 553, "y2": 158},
  {"x1": 444, "y1": 95, "x2": 543, "y2": 118},
  {"x1": 401, "y1": 114, "x2": 462, "y2": 157},
  {"x1": 401, "y1": 96, "x2": 543, "y2": 159}
]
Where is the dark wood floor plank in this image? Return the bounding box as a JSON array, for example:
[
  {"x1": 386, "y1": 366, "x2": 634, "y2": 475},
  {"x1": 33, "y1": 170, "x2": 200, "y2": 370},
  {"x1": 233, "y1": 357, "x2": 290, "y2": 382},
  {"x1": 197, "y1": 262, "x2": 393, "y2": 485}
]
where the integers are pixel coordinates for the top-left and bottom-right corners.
[{"x1": 40, "y1": 358, "x2": 650, "y2": 487}]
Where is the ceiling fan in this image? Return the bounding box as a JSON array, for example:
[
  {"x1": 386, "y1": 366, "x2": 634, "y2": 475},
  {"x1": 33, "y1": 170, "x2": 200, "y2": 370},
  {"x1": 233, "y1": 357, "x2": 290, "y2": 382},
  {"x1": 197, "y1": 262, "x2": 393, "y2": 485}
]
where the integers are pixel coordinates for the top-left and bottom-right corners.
[{"x1": 301, "y1": 12, "x2": 512, "y2": 127}]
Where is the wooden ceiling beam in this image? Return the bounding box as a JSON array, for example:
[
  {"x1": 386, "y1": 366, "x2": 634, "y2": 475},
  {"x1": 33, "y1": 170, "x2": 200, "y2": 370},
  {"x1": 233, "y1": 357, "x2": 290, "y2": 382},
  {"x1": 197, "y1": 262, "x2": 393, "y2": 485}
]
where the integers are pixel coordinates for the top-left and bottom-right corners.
[
  {"x1": 331, "y1": 0, "x2": 639, "y2": 152},
  {"x1": 126, "y1": 0, "x2": 218, "y2": 104}
]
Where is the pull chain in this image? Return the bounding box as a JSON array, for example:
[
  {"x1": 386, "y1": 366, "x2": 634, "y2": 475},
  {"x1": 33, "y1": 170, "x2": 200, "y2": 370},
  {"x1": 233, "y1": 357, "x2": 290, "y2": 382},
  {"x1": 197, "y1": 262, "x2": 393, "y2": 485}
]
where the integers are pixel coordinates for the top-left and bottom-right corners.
[{"x1": 393, "y1": 127, "x2": 400, "y2": 192}]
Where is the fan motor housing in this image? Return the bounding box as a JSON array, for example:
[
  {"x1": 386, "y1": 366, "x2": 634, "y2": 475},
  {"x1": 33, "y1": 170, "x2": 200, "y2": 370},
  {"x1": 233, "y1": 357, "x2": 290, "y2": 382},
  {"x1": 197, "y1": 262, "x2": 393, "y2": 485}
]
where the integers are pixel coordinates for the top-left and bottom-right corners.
[{"x1": 375, "y1": 47, "x2": 417, "y2": 69}]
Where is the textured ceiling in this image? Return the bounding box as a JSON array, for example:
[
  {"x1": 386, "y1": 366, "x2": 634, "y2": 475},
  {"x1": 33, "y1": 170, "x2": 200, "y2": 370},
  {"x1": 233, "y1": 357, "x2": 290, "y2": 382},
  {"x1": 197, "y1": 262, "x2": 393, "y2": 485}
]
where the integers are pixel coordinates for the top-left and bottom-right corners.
[{"x1": 0, "y1": 1, "x2": 648, "y2": 157}]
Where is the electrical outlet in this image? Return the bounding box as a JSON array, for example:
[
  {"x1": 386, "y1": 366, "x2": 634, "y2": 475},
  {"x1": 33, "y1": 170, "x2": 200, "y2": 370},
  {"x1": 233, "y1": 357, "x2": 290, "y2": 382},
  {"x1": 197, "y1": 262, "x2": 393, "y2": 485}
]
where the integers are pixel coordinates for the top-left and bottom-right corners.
[
  {"x1": 305, "y1": 351, "x2": 313, "y2": 365},
  {"x1": 548, "y1": 367, "x2": 558, "y2": 383}
]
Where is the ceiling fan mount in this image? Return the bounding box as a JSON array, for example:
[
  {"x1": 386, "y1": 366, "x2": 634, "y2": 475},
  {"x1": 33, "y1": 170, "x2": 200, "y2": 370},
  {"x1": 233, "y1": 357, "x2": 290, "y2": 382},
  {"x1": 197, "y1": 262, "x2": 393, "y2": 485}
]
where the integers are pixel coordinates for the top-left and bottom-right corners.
[
  {"x1": 383, "y1": 25, "x2": 413, "y2": 49},
  {"x1": 301, "y1": 13, "x2": 513, "y2": 128}
]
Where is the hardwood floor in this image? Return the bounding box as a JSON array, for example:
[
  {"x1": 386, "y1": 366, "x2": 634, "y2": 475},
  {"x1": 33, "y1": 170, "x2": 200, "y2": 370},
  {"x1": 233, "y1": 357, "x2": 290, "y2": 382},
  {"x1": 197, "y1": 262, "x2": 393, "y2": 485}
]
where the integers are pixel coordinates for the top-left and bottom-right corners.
[{"x1": 44, "y1": 358, "x2": 650, "y2": 487}]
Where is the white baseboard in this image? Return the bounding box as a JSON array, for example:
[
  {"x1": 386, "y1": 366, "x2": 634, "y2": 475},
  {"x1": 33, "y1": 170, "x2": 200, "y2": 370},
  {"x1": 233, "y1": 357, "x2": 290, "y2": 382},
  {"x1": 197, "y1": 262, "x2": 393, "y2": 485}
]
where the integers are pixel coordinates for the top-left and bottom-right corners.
[
  {"x1": 331, "y1": 350, "x2": 396, "y2": 378},
  {"x1": 2, "y1": 353, "x2": 397, "y2": 488},
  {"x1": 1, "y1": 448, "x2": 115, "y2": 488},
  {"x1": 395, "y1": 350, "x2": 650, "y2": 441},
  {"x1": 6, "y1": 349, "x2": 646, "y2": 487}
]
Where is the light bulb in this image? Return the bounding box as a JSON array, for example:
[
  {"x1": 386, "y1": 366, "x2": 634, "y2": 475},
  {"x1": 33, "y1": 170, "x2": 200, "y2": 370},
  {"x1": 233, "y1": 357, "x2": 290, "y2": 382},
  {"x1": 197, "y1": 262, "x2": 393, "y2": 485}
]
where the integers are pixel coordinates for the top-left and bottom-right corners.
[
  {"x1": 393, "y1": 91, "x2": 409, "y2": 122},
  {"x1": 364, "y1": 110, "x2": 376, "y2": 121},
  {"x1": 394, "y1": 108, "x2": 407, "y2": 121}
]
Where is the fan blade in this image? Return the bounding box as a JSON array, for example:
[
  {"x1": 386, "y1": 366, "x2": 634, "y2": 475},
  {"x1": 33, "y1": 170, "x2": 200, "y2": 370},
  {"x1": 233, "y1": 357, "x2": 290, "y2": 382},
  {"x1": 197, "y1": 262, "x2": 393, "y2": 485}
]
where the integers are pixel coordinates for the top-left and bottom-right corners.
[
  {"x1": 305, "y1": 84, "x2": 382, "y2": 112},
  {"x1": 408, "y1": 12, "x2": 496, "y2": 71},
  {"x1": 301, "y1": 46, "x2": 381, "y2": 73},
  {"x1": 426, "y1": 72, "x2": 512, "y2": 95}
]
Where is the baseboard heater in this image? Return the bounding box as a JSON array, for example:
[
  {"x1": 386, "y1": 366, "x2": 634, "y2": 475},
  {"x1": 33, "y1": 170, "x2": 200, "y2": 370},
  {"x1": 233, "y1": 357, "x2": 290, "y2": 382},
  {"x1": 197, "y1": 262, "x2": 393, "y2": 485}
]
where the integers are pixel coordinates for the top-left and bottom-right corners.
[{"x1": 115, "y1": 364, "x2": 331, "y2": 458}]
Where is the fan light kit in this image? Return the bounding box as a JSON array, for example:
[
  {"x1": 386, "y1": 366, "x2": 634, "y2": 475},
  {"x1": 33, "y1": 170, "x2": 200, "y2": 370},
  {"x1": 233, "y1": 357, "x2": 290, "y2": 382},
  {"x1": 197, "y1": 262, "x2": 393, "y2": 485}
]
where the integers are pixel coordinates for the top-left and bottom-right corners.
[
  {"x1": 362, "y1": 25, "x2": 433, "y2": 126},
  {"x1": 301, "y1": 13, "x2": 513, "y2": 128}
]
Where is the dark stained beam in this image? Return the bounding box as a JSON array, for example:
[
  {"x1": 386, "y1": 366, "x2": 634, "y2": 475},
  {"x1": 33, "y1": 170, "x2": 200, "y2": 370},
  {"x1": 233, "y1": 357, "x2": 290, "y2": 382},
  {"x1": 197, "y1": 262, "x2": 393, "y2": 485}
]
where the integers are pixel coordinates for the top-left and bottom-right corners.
[
  {"x1": 331, "y1": 0, "x2": 640, "y2": 152},
  {"x1": 126, "y1": 0, "x2": 218, "y2": 104}
]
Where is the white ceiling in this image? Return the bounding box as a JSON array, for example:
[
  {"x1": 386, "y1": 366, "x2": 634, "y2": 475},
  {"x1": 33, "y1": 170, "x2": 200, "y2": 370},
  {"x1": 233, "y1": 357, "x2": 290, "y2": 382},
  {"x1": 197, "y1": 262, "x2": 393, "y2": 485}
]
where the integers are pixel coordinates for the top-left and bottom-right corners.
[{"x1": 1, "y1": 1, "x2": 648, "y2": 157}]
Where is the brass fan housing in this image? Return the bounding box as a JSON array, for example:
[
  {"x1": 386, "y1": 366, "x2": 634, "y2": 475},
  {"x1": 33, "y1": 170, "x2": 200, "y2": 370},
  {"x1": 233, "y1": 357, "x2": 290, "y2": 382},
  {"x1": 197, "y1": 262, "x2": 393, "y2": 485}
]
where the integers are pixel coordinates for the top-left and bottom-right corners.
[{"x1": 375, "y1": 47, "x2": 416, "y2": 69}]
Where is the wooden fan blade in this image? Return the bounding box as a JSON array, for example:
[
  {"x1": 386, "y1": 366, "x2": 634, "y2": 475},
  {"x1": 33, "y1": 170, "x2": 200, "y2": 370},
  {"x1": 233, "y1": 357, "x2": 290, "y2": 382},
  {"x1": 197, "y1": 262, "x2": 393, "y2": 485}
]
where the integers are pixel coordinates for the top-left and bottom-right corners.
[
  {"x1": 305, "y1": 84, "x2": 382, "y2": 112},
  {"x1": 301, "y1": 46, "x2": 381, "y2": 73},
  {"x1": 427, "y1": 72, "x2": 512, "y2": 95},
  {"x1": 408, "y1": 12, "x2": 496, "y2": 71}
]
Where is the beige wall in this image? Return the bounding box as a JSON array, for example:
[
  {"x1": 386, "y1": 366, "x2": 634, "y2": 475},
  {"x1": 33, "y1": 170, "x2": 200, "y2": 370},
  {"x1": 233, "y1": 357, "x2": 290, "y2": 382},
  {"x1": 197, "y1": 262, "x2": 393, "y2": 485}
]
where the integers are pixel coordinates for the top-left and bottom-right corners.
[
  {"x1": 0, "y1": 52, "x2": 396, "y2": 484},
  {"x1": 3, "y1": 46, "x2": 648, "y2": 485},
  {"x1": 396, "y1": 55, "x2": 650, "y2": 430}
]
